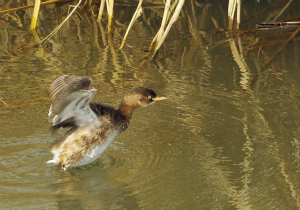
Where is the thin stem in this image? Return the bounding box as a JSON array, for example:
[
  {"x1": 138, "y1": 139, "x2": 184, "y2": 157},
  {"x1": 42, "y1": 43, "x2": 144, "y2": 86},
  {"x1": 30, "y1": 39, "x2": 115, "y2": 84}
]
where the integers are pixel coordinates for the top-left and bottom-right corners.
[{"x1": 40, "y1": 0, "x2": 82, "y2": 44}]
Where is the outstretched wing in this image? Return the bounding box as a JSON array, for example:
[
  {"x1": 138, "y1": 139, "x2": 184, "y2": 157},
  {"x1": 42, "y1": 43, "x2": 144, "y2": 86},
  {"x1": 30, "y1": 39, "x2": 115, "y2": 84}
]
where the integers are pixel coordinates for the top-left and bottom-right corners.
[{"x1": 48, "y1": 75, "x2": 100, "y2": 128}]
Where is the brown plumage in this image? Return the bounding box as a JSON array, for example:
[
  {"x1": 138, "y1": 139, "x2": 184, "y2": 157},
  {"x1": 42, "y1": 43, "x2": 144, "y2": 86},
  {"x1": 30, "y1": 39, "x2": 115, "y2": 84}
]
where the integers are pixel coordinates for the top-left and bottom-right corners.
[{"x1": 47, "y1": 75, "x2": 167, "y2": 170}]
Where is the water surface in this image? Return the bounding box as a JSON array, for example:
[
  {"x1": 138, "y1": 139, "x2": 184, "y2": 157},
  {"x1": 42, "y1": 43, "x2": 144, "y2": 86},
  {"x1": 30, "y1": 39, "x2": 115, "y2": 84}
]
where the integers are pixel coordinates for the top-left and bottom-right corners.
[{"x1": 1, "y1": 1, "x2": 300, "y2": 209}]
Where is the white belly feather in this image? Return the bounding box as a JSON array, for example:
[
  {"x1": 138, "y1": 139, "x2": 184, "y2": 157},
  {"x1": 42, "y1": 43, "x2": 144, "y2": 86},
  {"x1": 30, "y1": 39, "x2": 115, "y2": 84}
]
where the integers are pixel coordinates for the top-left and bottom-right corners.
[
  {"x1": 47, "y1": 124, "x2": 119, "y2": 168},
  {"x1": 77, "y1": 131, "x2": 118, "y2": 166}
]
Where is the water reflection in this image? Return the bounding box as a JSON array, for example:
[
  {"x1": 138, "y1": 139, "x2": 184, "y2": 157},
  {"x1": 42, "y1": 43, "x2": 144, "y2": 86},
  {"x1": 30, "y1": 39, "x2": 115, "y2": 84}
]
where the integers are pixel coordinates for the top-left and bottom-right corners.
[
  {"x1": 48, "y1": 167, "x2": 140, "y2": 210},
  {"x1": 1, "y1": 0, "x2": 300, "y2": 209}
]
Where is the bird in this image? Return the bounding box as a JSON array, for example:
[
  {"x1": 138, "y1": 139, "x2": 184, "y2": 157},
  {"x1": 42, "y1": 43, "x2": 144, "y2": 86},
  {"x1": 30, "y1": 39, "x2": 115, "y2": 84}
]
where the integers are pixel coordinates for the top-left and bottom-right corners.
[{"x1": 46, "y1": 75, "x2": 167, "y2": 170}]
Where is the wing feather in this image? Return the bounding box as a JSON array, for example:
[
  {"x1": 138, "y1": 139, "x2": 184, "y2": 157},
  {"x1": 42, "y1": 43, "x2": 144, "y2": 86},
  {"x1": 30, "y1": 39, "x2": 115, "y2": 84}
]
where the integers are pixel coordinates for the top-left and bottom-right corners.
[{"x1": 48, "y1": 75, "x2": 100, "y2": 128}]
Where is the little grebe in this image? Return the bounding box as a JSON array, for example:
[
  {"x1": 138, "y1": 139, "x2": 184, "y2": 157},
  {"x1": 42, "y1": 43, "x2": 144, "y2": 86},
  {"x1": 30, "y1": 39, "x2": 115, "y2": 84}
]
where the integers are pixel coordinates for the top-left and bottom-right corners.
[{"x1": 47, "y1": 75, "x2": 167, "y2": 170}]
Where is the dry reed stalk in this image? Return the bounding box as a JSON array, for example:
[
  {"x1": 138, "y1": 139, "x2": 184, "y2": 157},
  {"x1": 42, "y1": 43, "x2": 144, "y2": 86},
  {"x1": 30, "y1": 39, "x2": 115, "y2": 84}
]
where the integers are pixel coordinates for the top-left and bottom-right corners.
[
  {"x1": 170, "y1": 0, "x2": 179, "y2": 16},
  {"x1": 40, "y1": 0, "x2": 82, "y2": 44},
  {"x1": 237, "y1": 0, "x2": 240, "y2": 29},
  {"x1": 156, "y1": 0, "x2": 171, "y2": 43},
  {"x1": 0, "y1": 0, "x2": 70, "y2": 14},
  {"x1": 228, "y1": 0, "x2": 241, "y2": 29},
  {"x1": 152, "y1": 0, "x2": 185, "y2": 59},
  {"x1": 147, "y1": 0, "x2": 171, "y2": 54},
  {"x1": 0, "y1": 99, "x2": 8, "y2": 107},
  {"x1": 106, "y1": 0, "x2": 114, "y2": 33},
  {"x1": 119, "y1": 0, "x2": 143, "y2": 50},
  {"x1": 97, "y1": 0, "x2": 105, "y2": 22},
  {"x1": 228, "y1": 0, "x2": 235, "y2": 29},
  {"x1": 30, "y1": 0, "x2": 41, "y2": 30}
]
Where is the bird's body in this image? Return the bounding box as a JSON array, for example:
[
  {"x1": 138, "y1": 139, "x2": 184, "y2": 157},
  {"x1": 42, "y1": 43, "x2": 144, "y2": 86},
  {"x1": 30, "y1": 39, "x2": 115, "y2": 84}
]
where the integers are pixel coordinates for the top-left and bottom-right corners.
[{"x1": 47, "y1": 75, "x2": 166, "y2": 170}]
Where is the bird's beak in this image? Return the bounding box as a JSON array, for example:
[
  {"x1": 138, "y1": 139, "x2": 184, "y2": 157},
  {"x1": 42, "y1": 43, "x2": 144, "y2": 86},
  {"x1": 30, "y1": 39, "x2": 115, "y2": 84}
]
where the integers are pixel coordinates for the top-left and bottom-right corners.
[{"x1": 152, "y1": 96, "x2": 167, "y2": 101}]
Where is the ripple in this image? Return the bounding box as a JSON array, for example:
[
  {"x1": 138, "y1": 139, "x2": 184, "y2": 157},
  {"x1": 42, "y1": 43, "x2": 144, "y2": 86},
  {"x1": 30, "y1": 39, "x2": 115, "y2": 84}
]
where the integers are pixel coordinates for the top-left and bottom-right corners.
[{"x1": 99, "y1": 141, "x2": 130, "y2": 169}]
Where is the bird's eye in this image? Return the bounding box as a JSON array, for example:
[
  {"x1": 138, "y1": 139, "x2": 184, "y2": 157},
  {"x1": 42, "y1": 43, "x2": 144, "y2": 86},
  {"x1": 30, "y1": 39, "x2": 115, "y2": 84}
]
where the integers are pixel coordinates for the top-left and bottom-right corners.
[{"x1": 148, "y1": 95, "x2": 152, "y2": 99}]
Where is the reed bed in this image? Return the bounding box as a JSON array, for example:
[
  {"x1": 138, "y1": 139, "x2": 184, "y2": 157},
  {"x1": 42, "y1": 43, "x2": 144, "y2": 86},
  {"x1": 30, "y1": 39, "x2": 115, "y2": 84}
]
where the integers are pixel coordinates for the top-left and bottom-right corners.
[
  {"x1": 1, "y1": 0, "x2": 187, "y2": 59},
  {"x1": 0, "y1": 0, "x2": 299, "y2": 65}
]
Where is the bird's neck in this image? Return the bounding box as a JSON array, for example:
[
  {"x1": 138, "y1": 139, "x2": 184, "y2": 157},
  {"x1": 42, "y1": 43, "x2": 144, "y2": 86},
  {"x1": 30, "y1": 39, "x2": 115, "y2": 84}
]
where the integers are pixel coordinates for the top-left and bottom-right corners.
[{"x1": 118, "y1": 100, "x2": 137, "y2": 120}]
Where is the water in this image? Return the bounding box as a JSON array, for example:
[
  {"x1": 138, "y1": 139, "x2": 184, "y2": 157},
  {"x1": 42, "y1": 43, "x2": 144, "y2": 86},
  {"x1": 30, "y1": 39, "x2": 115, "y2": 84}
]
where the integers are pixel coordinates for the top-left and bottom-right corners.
[{"x1": 1, "y1": 1, "x2": 300, "y2": 209}]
